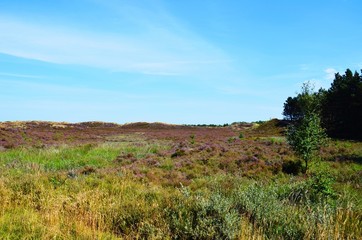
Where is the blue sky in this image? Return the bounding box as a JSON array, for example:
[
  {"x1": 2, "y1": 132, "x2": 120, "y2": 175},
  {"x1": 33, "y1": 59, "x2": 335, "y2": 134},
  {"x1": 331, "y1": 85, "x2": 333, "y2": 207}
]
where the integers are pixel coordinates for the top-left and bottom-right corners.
[{"x1": 1, "y1": 0, "x2": 361, "y2": 124}]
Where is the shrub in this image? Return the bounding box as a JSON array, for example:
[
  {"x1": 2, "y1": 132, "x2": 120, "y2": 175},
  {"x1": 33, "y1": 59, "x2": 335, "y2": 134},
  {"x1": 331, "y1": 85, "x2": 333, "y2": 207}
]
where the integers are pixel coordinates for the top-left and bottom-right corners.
[
  {"x1": 308, "y1": 170, "x2": 336, "y2": 203},
  {"x1": 278, "y1": 171, "x2": 336, "y2": 206},
  {"x1": 227, "y1": 137, "x2": 237, "y2": 144},
  {"x1": 234, "y1": 183, "x2": 306, "y2": 239},
  {"x1": 239, "y1": 132, "x2": 244, "y2": 139},
  {"x1": 164, "y1": 186, "x2": 240, "y2": 239}
]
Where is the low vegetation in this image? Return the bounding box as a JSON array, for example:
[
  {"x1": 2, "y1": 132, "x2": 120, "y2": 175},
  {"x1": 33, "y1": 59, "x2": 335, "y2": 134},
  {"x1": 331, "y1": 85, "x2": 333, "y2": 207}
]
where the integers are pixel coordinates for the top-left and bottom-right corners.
[{"x1": 0, "y1": 119, "x2": 361, "y2": 239}]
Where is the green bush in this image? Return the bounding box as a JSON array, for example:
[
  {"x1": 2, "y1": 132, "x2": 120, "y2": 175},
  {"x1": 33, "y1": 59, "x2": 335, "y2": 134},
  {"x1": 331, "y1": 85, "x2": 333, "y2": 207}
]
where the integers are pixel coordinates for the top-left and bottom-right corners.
[
  {"x1": 234, "y1": 183, "x2": 306, "y2": 239},
  {"x1": 308, "y1": 171, "x2": 336, "y2": 203},
  {"x1": 164, "y1": 186, "x2": 240, "y2": 239}
]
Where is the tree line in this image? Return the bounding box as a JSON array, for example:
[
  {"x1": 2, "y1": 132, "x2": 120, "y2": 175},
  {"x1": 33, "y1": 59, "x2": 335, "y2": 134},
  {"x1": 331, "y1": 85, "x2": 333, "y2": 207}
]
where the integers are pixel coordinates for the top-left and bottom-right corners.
[{"x1": 283, "y1": 69, "x2": 362, "y2": 140}]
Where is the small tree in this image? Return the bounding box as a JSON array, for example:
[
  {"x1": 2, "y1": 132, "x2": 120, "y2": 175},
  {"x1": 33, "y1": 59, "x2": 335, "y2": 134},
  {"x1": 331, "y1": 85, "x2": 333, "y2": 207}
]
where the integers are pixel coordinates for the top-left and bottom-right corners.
[{"x1": 286, "y1": 83, "x2": 328, "y2": 172}]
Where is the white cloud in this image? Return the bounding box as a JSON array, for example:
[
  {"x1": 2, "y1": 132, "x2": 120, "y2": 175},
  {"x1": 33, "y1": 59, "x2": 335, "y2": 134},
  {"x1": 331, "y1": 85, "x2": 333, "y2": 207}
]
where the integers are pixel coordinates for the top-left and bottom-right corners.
[
  {"x1": 0, "y1": 10, "x2": 230, "y2": 77},
  {"x1": 0, "y1": 72, "x2": 45, "y2": 79},
  {"x1": 324, "y1": 68, "x2": 337, "y2": 80},
  {"x1": 298, "y1": 68, "x2": 338, "y2": 90}
]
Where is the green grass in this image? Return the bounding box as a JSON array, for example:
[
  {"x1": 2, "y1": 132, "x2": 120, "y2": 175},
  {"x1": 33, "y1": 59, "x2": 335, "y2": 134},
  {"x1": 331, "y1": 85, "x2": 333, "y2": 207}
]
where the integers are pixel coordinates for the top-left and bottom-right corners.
[{"x1": 0, "y1": 141, "x2": 170, "y2": 171}]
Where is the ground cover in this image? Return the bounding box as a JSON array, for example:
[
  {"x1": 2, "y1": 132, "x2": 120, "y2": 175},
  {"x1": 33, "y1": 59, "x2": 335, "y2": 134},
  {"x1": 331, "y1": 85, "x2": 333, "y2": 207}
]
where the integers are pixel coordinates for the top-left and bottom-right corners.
[{"x1": 0, "y1": 120, "x2": 361, "y2": 239}]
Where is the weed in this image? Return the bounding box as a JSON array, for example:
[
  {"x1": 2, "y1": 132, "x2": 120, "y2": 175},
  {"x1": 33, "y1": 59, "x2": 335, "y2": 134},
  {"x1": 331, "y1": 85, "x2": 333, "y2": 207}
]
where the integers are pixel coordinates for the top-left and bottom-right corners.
[
  {"x1": 227, "y1": 137, "x2": 237, "y2": 144},
  {"x1": 190, "y1": 134, "x2": 195, "y2": 145}
]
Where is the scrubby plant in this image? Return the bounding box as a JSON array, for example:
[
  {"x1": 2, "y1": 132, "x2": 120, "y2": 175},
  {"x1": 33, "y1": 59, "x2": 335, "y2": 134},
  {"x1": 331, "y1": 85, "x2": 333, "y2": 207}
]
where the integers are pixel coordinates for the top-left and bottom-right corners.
[
  {"x1": 227, "y1": 137, "x2": 237, "y2": 144},
  {"x1": 190, "y1": 134, "x2": 195, "y2": 145},
  {"x1": 164, "y1": 186, "x2": 240, "y2": 239},
  {"x1": 308, "y1": 170, "x2": 337, "y2": 203},
  {"x1": 234, "y1": 183, "x2": 307, "y2": 239}
]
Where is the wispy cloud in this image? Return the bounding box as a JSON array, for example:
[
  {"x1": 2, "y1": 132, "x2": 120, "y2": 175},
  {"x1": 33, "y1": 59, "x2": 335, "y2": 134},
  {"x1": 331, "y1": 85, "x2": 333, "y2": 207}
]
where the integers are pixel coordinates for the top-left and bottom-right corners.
[
  {"x1": 299, "y1": 68, "x2": 337, "y2": 90},
  {"x1": 0, "y1": 79, "x2": 154, "y2": 100},
  {"x1": 0, "y1": 3, "x2": 231, "y2": 77},
  {"x1": 0, "y1": 72, "x2": 45, "y2": 79},
  {"x1": 324, "y1": 68, "x2": 337, "y2": 80}
]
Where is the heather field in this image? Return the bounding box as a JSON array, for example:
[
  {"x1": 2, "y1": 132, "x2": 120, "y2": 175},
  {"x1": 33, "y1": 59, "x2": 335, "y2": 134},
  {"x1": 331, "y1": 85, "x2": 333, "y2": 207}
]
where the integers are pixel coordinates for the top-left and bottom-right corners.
[{"x1": 0, "y1": 120, "x2": 361, "y2": 239}]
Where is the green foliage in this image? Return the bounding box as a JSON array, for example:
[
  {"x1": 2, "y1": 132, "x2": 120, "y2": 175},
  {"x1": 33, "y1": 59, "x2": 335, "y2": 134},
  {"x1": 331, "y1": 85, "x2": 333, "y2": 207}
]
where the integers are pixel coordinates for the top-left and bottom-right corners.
[
  {"x1": 322, "y1": 69, "x2": 362, "y2": 139},
  {"x1": 286, "y1": 82, "x2": 328, "y2": 172},
  {"x1": 287, "y1": 113, "x2": 327, "y2": 171},
  {"x1": 239, "y1": 132, "x2": 244, "y2": 139},
  {"x1": 283, "y1": 82, "x2": 325, "y2": 121},
  {"x1": 308, "y1": 171, "x2": 336, "y2": 203},
  {"x1": 235, "y1": 178, "x2": 360, "y2": 240},
  {"x1": 165, "y1": 187, "x2": 240, "y2": 239},
  {"x1": 235, "y1": 183, "x2": 307, "y2": 239},
  {"x1": 284, "y1": 69, "x2": 362, "y2": 140},
  {"x1": 284, "y1": 171, "x2": 336, "y2": 205}
]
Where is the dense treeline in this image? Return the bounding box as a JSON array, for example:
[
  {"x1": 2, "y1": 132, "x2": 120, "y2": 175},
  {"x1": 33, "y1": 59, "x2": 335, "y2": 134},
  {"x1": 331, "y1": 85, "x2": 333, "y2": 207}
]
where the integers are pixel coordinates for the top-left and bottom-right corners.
[{"x1": 283, "y1": 69, "x2": 362, "y2": 140}]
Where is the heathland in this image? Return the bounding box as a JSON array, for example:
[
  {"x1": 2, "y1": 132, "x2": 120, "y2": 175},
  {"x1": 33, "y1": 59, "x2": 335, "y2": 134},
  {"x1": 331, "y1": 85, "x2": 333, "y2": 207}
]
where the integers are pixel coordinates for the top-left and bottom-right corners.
[{"x1": 0, "y1": 120, "x2": 361, "y2": 239}]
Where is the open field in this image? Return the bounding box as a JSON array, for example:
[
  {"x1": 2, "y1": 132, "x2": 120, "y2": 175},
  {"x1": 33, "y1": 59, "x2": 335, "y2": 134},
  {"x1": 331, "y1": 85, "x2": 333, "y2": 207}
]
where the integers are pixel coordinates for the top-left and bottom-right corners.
[{"x1": 0, "y1": 120, "x2": 361, "y2": 239}]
